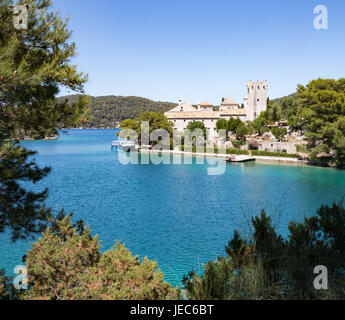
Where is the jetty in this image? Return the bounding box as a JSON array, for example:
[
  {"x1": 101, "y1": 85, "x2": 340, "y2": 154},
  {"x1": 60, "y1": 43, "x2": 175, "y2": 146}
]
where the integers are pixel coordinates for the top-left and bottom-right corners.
[{"x1": 226, "y1": 155, "x2": 256, "y2": 163}]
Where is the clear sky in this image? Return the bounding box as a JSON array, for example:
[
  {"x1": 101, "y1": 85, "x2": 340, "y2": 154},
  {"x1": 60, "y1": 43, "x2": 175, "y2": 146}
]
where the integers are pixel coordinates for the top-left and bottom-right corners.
[{"x1": 54, "y1": 0, "x2": 345, "y2": 105}]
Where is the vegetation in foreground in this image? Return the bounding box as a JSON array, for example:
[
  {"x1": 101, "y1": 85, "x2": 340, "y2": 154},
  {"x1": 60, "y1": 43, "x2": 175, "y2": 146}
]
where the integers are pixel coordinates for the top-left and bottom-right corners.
[
  {"x1": 1, "y1": 0, "x2": 89, "y2": 242},
  {"x1": 183, "y1": 202, "x2": 345, "y2": 300},
  {"x1": 23, "y1": 215, "x2": 179, "y2": 300},
  {"x1": 1, "y1": 202, "x2": 345, "y2": 300}
]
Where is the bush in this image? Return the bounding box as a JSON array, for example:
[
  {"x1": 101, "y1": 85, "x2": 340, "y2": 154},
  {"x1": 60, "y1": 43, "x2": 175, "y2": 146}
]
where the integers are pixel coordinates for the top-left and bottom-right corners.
[
  {"x1": 248, "y1": 139, "x2": 259, "y2": 151},
  {"x1": 183, "y1": 202, "x2": 345, "y2": 300},
  {"x1": 179, "y1": 146, "x2": 249, "y2": 155},
  {"x1": 24, "y1": 217, "x2": 179, "y2": 300},
  {"x1": 271, "y1": 127, "x2": 287, "y2": 140},
  {"x1": 226, "y1": 149, "x2": 250, "y2": 155},
  {"x1": 231, "y1": 139, "x2": 246, "y2": 149},
  {"x1": 0, "y1": 270, "x2": 21, "y2": 300},
  {"x1": 296, "y1": 144, "x2": 308, "y2": 153},
  {"x1": 251, "y1": 150, "x2": 300, "y2": 158}
]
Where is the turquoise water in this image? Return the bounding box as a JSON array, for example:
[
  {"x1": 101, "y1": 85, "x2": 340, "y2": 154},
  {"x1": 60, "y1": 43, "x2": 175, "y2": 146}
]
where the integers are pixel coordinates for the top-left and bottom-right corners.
[{"x1": 1, "y1": 129, "x2": 345, "y2": 286}]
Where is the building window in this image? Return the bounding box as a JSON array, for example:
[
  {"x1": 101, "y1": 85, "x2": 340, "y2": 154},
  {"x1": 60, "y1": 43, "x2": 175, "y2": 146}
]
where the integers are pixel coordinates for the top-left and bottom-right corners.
[
  {"x1": 257, "y1": 99, "x2": 260, "y2": 102},
  {"x1": 257, "y1": 86, "x2": 260, "y2": 90}
]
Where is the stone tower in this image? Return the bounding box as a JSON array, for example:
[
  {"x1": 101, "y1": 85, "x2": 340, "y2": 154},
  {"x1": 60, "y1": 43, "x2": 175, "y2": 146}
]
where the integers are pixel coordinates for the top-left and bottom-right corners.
[{"x1": 244, "y1": 80, "x2": 268, "y2": 122}]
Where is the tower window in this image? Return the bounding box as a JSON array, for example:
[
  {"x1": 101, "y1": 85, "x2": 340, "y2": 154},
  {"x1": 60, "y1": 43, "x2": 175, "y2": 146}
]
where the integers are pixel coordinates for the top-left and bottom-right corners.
[
  {"x1": 257, "y1": 99, "x2": 260, "y2": 102},
  {"x1": 257, "y1": 86, "x2": 260, "y2": 90}
]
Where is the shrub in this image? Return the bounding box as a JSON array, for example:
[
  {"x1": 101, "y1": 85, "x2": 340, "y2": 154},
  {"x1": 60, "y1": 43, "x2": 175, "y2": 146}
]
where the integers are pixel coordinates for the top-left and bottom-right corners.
[
  {"x1": 0, "y1": 270, "x2": 21, "y2": 300},
  {"x1": 248, "y1": 139, "x2": 259, "y2": 151},
  {"x1": 271, "y1": 127, "x2": 287, "y2": 140},
  {"x1": 226, "y1": 149, "x2": 250, "y2": 155},
  {"x1": 183, "y1": 203, "x2": 345, "y2": 300},
  {"x1": 296, "y1": 144, "x2": 308, "y2": 153},
  {"x1": 251, "y1": 150, "x2": 300, "y2": 158},
  {"x1": 24, "y1": 217, "x2": 179, "y2": 300},
  {"x1": 231, "y1": 139, "x2": 246, "y2": 149},
  {"x1": 179, "y1": 146, "x2": 249, "y2": 155}
]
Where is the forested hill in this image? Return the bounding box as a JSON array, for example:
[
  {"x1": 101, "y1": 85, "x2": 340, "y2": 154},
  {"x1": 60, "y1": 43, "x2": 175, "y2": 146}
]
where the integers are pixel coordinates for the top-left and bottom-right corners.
[
  {"x1": 58, "y1": 93, "x2": 298, "y2": 129},
  {"x1": 58, "y1": 95, "x2": 177, "y2": 128}
]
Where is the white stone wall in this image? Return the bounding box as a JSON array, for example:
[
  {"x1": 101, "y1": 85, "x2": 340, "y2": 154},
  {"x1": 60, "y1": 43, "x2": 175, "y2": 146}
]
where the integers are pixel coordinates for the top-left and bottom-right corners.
[
  {"x1": 257, "y1": 141, "x2": 297, "y2": 154},
  {"x1": 222, "y1": 115, "x2": 246, "y2": 122},
  {"x1": 172, "y1": 119, "x2": 217, "y2": 139}
]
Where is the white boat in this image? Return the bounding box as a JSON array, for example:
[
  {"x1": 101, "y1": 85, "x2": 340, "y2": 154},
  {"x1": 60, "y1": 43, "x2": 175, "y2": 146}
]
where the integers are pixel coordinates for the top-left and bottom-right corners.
[{"x1": 111, "y1": 140, "x2": 137, "y2": 152}]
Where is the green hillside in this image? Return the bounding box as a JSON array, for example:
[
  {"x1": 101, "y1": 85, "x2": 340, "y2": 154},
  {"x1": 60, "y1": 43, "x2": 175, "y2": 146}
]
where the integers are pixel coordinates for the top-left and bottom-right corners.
[{"x1": 58, "y1": 95, "x2": 177, "y2": 128}]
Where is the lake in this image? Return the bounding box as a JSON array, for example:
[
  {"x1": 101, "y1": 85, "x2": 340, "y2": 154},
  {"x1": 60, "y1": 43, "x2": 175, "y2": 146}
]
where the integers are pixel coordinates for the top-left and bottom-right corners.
[{"x1": 1, "y1": 129, "x2": 345, "y2": 287}]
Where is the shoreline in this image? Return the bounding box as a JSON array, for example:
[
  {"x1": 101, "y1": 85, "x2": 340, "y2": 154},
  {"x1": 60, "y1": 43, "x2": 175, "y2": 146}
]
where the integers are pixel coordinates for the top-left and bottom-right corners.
[
  {"x1": 139, "y1": 149, "x2": 331, "y2": 169},
  {"x1": 23, "y1": 136, "x2": 58, "y2": 141}
]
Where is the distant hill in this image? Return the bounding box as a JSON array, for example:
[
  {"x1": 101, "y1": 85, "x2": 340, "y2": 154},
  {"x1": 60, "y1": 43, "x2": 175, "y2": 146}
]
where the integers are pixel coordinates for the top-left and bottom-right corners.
[{"x1": 58, "y1": 95, "x2": 177, "y2": 128}]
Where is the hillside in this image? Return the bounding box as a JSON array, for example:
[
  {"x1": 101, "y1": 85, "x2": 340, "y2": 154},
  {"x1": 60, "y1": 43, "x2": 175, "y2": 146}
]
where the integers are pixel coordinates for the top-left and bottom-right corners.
[
  {"x1": 58, "y1": 93, "x2": 299, "y2": 129},
  {"x1": 58, "y1": 95, "x2": 177, "y2": 128}
]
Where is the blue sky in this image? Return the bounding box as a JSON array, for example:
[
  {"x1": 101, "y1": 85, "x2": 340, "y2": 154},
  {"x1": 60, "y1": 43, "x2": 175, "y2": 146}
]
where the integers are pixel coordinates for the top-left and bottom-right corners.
[{"x1": 55, "y1": 0, "x2": 345, "y2": 105}]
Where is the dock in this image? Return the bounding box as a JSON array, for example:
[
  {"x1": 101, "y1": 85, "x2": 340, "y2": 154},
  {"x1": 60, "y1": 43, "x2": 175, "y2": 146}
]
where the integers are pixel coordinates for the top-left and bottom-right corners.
[{"x1": 226, "y1": 155, "x2": 256, "y2": 163}]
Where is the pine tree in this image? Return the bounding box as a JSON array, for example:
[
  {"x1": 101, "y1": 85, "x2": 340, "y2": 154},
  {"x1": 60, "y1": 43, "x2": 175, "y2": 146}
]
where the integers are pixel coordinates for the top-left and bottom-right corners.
[{"x1": 0, "y1": 0, "x2": 90, "y2": 241}]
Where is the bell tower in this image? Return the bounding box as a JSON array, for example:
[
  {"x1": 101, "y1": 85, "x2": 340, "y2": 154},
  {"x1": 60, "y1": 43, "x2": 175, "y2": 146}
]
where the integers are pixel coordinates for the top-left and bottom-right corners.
[{"x1": 245, "y1": 80, "x2": 268, "y2": 122}]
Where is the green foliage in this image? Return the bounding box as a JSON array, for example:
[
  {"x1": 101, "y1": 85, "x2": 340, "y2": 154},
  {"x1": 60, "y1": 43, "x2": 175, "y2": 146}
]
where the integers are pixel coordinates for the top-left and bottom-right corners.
[
  {"x1": 183, "y1": 257, "x2": 234, "y2": 300},
  {"x1": 216, "y1": 118, "x2": 229, "y2": 137},
  {"x1": 185, "y1": 121, "x2": 207, "y2": 147},
  {"x1": 226, "y1": 148, "x2": 249, "y2": 155},
  {"x1": 0, "y1": 143, "x2": 51, "y2": 241},
  {"x1": 228, "y1": 117, "x2": 244, "y2": 135},
  {"x1": 1, "y1": 0, "x2": 89, "y2": 241},
  {"x1": 235, "y1": 124, "x2": 249, "y2": 139},
  {"x1": 24, "y1": 217, "x2": 179, "y2": 300},
  {"x1": 287, "y1": 115, "x2": 304, "y2": 131},
  {"x1": 249, "y1": 112, "x2": 269, "y2": 136},
  {"x1": 271, "y1": 127, "x2": 287, "y2": 140},
  {"x1": 267, "y1": 95, "x2": 298, "y2": 124},
  {"x1": 59, "y1": 95, "x2": 177, "y2": 128},
  {"x1": 230, "y1": 139, "x2": 246, "y2": 149},
  {"x1": 119, "y1": 111, "x2": 174, "y2": 148},
  {"x1": 186, "y1": 121, "x2": 207, "y2": 135},
  {"x1": 216, "y1": 117, "x2": 246, "y2": 141},
  {"x1": 251, "y1": 150, "x2": 300, "y2": 158},
  {"x1": 178, "y1": 146, "x2": 248, "y2": 155},
  {"x1": 0, "y1": 0, "x2": 89, "y2": 140},
  {"x1": 296, "y1": 78, "x2": 345, "y2": 168},
  {"x1": 184, "y1": 202, "x2": 345, "y2": 300},
  {"x1": 0, "y1": 269, "x2": 21, "y2": 300},
  {"x1": 295, "y1": 144, "x2": 308, "y2": 153}
]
